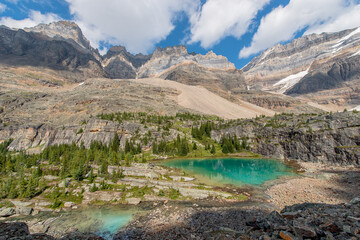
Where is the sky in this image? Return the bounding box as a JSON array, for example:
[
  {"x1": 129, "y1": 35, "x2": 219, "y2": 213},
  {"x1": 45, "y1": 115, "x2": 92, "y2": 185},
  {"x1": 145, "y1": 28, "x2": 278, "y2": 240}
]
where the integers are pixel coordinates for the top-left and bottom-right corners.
[{"x1": 0, "y1": 0, "x2": 360, "y2": 68}]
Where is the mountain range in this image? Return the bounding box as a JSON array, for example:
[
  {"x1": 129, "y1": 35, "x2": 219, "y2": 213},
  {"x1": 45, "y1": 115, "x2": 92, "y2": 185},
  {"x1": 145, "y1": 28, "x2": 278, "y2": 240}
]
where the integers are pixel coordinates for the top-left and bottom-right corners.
[
  {"x1": 243, "y1": 27, "x2": 360, "y2": 111},
  {"x1": 0, "y1": 20, "x2": 359, "y2": 128}
]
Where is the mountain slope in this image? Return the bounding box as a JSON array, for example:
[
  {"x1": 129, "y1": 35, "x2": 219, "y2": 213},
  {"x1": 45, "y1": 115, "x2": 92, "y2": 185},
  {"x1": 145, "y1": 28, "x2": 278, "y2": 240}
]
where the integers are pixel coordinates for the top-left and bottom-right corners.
[
  {"x1": 243, "y1": 27, "x2": 360, "y2": 109},
  {"x1": 133, "y1": 78, "x2": 274, "y2": 119},
  {"x1": 0, "y1": 23, "x2": 104, "y2": 81}
]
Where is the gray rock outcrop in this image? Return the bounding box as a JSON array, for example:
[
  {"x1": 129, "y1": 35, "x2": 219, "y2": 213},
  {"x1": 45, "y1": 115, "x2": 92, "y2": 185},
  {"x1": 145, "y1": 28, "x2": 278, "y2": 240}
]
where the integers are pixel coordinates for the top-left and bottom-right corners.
[
  {"x1": 242, "y1": 26, "x2": 360, "y2": 109},
  {"x1": 137, "y1": 45, "x2": 235, "y2": 78},
  {"x1": 0, "y1": 24, "x2": 104, "y2": 81},
  {"x1": 159, "y1": 62, "x2": 246, "y2": 91},
  {"x1": 211, "y1": 111, "x2": 360, "y2": 165},
  {"x1": 0, "y1": 207, "x2": 15, "y2": 217},
  {"x1": 0, "y1": 222, "x2": 104, "y2": 240}
]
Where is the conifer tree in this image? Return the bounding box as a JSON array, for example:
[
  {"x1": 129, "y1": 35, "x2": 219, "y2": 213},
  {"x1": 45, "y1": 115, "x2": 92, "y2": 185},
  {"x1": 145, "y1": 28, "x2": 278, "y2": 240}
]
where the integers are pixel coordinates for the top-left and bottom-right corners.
[
  {"x1": 111, "y1": 132, "x2": 120, "y2": 153},
  {"x1": 210, "y1": 145, "x2": 216, "y2": 154},
  {"x1": 125, "y1": 139, "x2": 131, "y2": 153},
  {"x1": 88, "y1": 168, "x2": 95, "y2": 183},
  {"x1": 90, "y1": 183, "x2": 98, "y2": 192}
]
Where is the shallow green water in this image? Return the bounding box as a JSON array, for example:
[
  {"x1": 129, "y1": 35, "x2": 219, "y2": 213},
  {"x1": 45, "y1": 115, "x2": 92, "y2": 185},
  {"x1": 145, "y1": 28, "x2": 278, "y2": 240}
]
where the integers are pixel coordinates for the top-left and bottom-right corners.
[
  {"x1": 91, "y1": 209, "x2": 133, "y2": 239},
  {"x1": 39, "y1": 207, "x2": 134, "y2": 240},
  {"x1": 162, "y1": 158, "x2": 294, "y2": 186}
]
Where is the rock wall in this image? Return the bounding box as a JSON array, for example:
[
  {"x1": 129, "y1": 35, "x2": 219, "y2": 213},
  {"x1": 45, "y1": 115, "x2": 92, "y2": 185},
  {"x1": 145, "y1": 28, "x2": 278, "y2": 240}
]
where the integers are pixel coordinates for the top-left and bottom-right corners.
[
  {"x1": 159, "y1": 62, "x2": 247, "y2": 91},
  {"x1": 137, "y1": 45, "x2": 235, "y2": 78},
  {"x1": 0, "y1": 118, "x2": 132, "y2": 151},
  {"x1": 211, "y1": 112, "x2": 360, "y2": 165}
]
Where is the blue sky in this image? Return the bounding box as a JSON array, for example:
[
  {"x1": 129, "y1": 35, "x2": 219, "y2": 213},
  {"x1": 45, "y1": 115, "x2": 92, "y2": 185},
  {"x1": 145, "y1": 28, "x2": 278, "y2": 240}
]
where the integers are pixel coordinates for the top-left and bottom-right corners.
[{"x1": 1, "y1": 0, "x2": 360, "y2": 68}]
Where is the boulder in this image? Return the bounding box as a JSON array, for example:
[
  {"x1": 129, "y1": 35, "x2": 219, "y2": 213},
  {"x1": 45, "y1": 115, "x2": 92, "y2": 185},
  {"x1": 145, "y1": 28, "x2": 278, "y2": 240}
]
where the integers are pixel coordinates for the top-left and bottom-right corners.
[
  {"x1": 350, "y1": 197, "x2": 360, "y2": 204},
  {"x1": 59, "y1": 232, "x2": 104, "y2": 240},
  {"x1": 63, "y1": 202, "x2": 75, "y2": 208},
  {"x1": 126, "y1": 198, "x2": 141, "y2": 205},
  {"x1": 16, "y1": 206, "x2": 33, "y2": 216},
  {"x1": 0, "y1": 207, "x2": 15, "y2": 217},
  {"x1": 293, "y1": 220, "x2": 317, "y2": 238},
  {"x1": 279, "y1": 231, "x2": 296, "y2": 240},
  {"x1": 0, "y1": 222, "x2": 29, "y2": 240}
]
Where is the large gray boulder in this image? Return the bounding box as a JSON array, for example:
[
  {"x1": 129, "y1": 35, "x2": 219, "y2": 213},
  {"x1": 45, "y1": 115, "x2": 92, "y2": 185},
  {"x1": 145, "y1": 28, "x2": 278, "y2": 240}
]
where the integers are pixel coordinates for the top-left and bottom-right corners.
[{"x1": 0, "y1": 207, "x2": 15, "y2": 217}]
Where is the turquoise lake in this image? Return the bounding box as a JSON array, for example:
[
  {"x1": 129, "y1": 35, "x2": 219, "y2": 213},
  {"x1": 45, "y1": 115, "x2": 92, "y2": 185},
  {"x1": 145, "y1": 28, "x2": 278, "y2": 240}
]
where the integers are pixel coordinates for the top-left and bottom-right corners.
[{"x1": 162, "y1": 158, "x2": 294, "y2": 186}]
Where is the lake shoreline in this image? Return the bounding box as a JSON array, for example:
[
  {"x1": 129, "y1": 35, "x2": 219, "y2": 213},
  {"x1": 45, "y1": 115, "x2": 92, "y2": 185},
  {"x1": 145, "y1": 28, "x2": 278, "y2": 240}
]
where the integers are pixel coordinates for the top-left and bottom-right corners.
[{"x1": 1, "y1": 158, "x2": 358, "y2": 239}]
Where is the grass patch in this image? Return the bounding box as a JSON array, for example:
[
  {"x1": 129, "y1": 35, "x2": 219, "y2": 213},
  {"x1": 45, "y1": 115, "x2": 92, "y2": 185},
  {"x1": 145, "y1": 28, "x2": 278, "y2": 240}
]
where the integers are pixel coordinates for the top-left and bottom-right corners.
[
  {"x1": 89, "y1": 200, "x2": 109, "y2": 206},
  {"x1": 0, "y1": 200, "x2": 15, "y2": 208},
  {"x1": 129, "y1": 186, "x2": 153, "y2": 198},
  {"x1": 168, "y1": 188, "x2": 181, "y2": 200}
]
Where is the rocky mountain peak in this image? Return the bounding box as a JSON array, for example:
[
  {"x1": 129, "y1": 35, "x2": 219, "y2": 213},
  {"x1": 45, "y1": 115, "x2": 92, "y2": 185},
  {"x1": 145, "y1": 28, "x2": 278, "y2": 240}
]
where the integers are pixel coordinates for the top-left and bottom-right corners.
[
  {"x1": 137, "y1": 45, "x2": 235, "y2": 78},
  {"x1": 105, "y1": 46, "x2": 151, "y2": 62},
  {"x1": 105, "y1": 46, "x2": 129, "y2": 57},
  {"x1": 243, "y1": 28, "x2": 355, "y2": 72},
  {"x1": 152, "y1": 45, "x2": 188, "y2": 58},
  {"x1": 24, "y1": 21, "x2": 92, "y2": 52}
]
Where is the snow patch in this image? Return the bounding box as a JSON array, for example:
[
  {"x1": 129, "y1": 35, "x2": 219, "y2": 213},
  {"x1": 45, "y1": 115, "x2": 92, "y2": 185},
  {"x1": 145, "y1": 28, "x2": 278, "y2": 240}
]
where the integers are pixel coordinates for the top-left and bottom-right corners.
[
  {"x1": 351, "y1": 105, "x2": 360, "y2": 111},
  {"x1": 336, "y1": 27, "x2": 360, "y2": 44},
  {"x1": 332, "y1": 27, "x2": 360, "y2": 53},
  {"x1": 274, "y1": 68, "x2": 309, "y2": 93},
  {"x1": 258, "y1": 49, "x2": 272, "y2": 62},
  {"x1": 351, "y1": 49, "x2": 360, "y2": 57}
]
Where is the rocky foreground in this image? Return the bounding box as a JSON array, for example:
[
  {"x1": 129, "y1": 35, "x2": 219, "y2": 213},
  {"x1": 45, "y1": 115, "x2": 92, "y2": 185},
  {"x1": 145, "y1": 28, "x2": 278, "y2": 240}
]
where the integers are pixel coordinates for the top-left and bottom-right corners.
[{"x1": 1, "y1": 197, "x2": 359, "y2": 240}]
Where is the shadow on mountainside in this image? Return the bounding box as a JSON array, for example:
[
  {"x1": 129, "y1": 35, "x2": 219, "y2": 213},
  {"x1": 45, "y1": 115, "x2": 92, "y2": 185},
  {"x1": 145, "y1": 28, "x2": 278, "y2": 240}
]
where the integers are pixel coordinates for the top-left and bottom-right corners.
[
  {"x1": 318, "y1": 168, "x2": 360, "y2": 203},
  {"x1": 115, "y1": 207, "x2": 269, "y2": 240}
]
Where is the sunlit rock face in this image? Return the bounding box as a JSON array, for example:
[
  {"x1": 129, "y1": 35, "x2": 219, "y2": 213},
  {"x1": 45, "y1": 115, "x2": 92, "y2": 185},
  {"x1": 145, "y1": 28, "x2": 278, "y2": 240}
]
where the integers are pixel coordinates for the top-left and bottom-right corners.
[
  {"x1": 137, "y1": 45, "x2": 235, "y2": 78},
  {"x1": 243, "y1": 27, "x2": 360, "y2": 102}
]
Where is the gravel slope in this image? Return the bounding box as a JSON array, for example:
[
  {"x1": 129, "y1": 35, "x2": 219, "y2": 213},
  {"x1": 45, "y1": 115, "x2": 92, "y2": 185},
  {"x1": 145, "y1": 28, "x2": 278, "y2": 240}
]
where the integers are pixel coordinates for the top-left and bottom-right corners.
[{"x1": 133, "y1": 78, "x2": 275, "y2": 119}]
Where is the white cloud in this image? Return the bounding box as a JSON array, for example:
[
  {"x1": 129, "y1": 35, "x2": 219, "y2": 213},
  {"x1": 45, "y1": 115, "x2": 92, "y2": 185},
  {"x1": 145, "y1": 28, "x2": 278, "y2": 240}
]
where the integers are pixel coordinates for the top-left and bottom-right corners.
[
  {"x1": 239, "y1": 0, "x2": 360, "y2": 58},
  {"x1": 66, "y1": 0, "x2": 200, "y2": 54},
  {"x1": 0, "y1": 3, "x2": 6, "y2": 13},
  {"x1": 305, "y1": 4, "x2": 360, "y2": 34},
  {"x1": 0, "y1": 10, "x2": 61, "y2": 29},
  {"x1": 188, "y1": 0, "x2": 270, "y2": 48}
]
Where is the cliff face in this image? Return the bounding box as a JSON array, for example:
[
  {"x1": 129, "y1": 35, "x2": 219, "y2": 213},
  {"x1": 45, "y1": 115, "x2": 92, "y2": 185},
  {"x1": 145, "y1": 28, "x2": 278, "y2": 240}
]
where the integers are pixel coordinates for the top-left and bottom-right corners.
[
  {"x1": 24, "y1": 21, "x2": 94, "y2": 53},
  {"x1": 211, "y1": 111, "x2": 360, "y2": 166},
  {"x1": 137, "y1": 46, "x2": 235, "y2": 78},
  {"x1": 159, "y1": 62, "x2": 246, "y2": 91},
  {"x1": 0, "y1": 118, "x2": 139, "y2": 151},
  {"x1": 0, "y1": 23, "x2": 104, "y2": 80},
  {"x1": 242, "y1": 27, "x2": 360, "y2": 109},
  {"x1": 286, "y1": 55, "x2": 360, "y2": 95},
  {"x1": 102, "y1": 46, "x2": 151, "y2": 79}
]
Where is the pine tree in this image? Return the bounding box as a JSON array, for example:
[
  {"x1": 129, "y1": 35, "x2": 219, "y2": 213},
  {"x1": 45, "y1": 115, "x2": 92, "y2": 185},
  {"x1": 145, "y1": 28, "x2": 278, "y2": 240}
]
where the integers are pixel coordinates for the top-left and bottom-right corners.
[
  {"x1": 88, "y1": 168, "x2": 95, "y2": 183},
  {"x1": 100, "y1": 180, "x2": 108, "y2": 190},
  {"x1": 18, "y1": 174, "x2": 28, "y2": 197},
  {"x1": 100, "y1": 160, "x2": 108, "y2": 175},
  {"x1": 90, "y1": 183, "x2": 98, "y2": 192},
  {"x1": 111, "y1": 132, "x2": 120, "y2": 153},
  {"x1": 111, "y1": 168, "x2": 117, "y2": 183},
  {"x1": 152, "y1": 141, "x2": 158, "y2": 154},
  {"x1": 210, "y1": 145, "x2": 216, "y2": 154},
  {"x1": 141, "y1": 153, "x2": 146, "y2": 163},
  {"x1": 38, "y1": 178, "x2": 47, "y2": 192},
  {"x1": 125, "y1": 154, "x2": 131, "y2": 167},
  {"x1": 125, "y1": 139, "x2": 131, "y2": 153},
  {"x1": 24, "y1": 175, "x2": 37, "y2": 198},
  {"x1": 136, "y1": 143, "x2": 141, "y2": 154}
]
